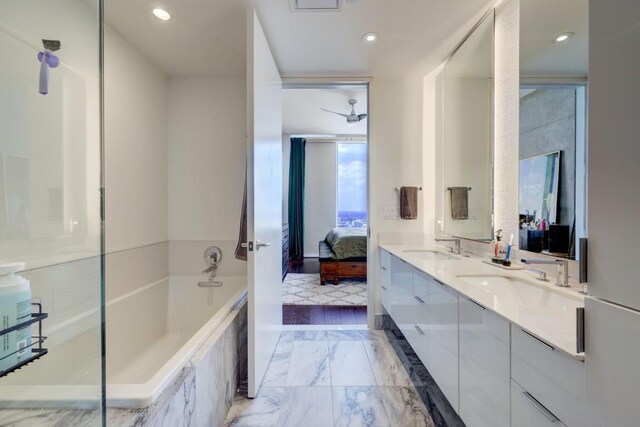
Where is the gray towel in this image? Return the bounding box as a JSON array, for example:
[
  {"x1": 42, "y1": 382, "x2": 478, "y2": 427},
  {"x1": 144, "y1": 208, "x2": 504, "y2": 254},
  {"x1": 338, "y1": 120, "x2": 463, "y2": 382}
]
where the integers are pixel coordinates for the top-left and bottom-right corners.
[
  {"x1": 400, "y1": 187, "x2": 418, "y2": 220},
  {"x1": 450, "y1": 187, "x2": 469, "y2": 220}
]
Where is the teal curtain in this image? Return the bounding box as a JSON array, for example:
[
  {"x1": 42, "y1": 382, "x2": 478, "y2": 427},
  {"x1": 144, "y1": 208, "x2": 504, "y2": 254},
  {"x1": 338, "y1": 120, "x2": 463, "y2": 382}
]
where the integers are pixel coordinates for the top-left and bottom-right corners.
[{"x1": 288, "y1": 138, "x2": 306, "y2": 260}]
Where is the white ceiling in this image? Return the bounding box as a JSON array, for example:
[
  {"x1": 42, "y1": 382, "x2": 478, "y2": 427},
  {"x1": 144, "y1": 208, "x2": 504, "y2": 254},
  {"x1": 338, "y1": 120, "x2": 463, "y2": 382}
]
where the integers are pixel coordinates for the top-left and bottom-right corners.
[
  {"x1": 104, "y1": 0, "x2": 247, "y2": 77},
  {"x1": 520, "y1": 0, "x2": 588, "y2": 78},
  {"x1": 105, "y1": 0, "x2": 494, "y2": 78},
  {"x1": 283, "y1": 87, "x2": 368, "y2": 136}
]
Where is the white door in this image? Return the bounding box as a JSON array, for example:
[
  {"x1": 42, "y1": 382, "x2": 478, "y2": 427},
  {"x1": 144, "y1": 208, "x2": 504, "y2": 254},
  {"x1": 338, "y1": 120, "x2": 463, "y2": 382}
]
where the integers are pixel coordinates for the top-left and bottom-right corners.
[{"x1": 246, "y1": 8, "x2": 283, "y2": 397}]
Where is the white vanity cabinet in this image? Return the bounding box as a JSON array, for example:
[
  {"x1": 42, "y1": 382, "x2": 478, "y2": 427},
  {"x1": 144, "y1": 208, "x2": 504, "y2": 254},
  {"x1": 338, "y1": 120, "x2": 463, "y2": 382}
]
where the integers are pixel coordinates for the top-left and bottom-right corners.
[
  {"x1": 411, "y1": 270, "x2": 430, "y2": 364},
  {"x1": 459, "y1": 296, "x2": 510, "y2": 427},
  {"x1": 511, "y1": 327, "x2": 586, "y2": 427},
  {"x1": 388, "y1": 254, "x2": 417, "y2": 341},
  {"x1": 379, "y1": 249, "x2": 392, "y2": 310},
  {"x1": 427, "y1": 277, "x2": 460, "y2": 411}
]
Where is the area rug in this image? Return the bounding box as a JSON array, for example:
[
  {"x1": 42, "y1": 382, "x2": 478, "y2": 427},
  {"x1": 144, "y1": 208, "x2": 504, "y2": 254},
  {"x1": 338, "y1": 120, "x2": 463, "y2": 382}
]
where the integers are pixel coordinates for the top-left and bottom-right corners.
[{"x1": 282, "y1": 273, "x2": 367, "y2": 306}]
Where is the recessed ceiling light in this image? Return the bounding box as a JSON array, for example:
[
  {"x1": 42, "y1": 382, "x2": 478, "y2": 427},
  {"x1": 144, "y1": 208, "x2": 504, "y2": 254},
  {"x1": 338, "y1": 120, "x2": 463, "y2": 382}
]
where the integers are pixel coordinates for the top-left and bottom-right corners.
[
  {"x1": 362, "y1": 32, "x2": 378, "y2": 44},
  {"x1": 153, "y1": 8, "x2": 171, "y2": 21},
  {"x1": 553, "y1": 32, "x2": 574, "y2": 43}
]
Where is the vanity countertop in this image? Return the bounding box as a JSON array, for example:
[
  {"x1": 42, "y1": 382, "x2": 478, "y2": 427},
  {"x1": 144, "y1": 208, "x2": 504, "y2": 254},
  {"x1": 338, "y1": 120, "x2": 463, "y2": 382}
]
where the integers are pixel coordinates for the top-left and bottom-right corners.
[{"x1": 379, "y1": 243, "x2": 585, "y2": 361}]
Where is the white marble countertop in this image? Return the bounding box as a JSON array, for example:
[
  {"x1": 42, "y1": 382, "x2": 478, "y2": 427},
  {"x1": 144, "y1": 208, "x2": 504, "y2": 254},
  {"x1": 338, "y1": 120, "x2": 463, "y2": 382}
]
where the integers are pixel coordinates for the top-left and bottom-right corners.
[{"x1": 379, "y1": 244, "x2": 585, "y2": 361}]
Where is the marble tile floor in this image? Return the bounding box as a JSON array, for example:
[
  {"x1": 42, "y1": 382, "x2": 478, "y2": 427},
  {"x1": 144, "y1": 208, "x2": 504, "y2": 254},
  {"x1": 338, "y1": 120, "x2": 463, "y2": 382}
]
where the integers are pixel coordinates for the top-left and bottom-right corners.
[{"x1": 223, "y1": 330, "x2": 436, "y2": 427}]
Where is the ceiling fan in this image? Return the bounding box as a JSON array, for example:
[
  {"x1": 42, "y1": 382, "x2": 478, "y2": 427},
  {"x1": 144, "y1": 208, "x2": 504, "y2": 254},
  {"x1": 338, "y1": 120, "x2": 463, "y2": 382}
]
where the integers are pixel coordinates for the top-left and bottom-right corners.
[{"x1": 321, "y1": 99, "x2": 367, "y2": 126}]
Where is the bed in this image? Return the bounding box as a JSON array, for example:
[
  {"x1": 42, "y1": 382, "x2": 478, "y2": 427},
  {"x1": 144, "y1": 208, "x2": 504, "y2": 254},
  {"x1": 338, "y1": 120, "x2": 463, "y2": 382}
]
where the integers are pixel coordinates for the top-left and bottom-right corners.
[{"x1": 319, "y1": 227, "x2": 367, "y2": 286}]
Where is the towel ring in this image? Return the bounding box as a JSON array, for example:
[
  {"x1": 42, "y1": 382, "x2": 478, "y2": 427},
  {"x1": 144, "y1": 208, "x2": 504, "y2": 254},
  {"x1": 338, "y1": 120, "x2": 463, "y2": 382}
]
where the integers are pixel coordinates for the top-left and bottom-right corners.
[{"x1": 446, "y1": 187, "x2": 472, "y2": 191}]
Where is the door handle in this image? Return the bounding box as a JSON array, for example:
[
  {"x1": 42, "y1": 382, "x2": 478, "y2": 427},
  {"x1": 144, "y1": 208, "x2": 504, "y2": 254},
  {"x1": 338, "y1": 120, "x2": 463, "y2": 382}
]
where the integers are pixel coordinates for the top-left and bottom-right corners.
[{"x1": 256, "y1": 240, "x2": 271, "y2": 250}]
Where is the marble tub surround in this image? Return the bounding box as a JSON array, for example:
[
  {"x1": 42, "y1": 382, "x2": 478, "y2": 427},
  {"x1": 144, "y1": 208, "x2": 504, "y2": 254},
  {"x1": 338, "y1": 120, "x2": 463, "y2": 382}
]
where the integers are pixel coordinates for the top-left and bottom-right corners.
[
  {"x1": 224, "y1": 329, "x2": 435, "y2": 427},
  {"x1": 380, "y1": 243, "x2": 585, "y2": 359},
  {"x1": 107, "y1": 301, "x2": 248, "y2": 427}
]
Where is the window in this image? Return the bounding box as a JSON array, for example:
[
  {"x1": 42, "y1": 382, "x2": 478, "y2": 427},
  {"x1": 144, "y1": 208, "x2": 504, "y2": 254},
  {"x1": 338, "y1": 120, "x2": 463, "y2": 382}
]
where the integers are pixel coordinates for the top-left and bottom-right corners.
[{"x1": 336, "y1": 142, "x2": 367, "y2": 227}]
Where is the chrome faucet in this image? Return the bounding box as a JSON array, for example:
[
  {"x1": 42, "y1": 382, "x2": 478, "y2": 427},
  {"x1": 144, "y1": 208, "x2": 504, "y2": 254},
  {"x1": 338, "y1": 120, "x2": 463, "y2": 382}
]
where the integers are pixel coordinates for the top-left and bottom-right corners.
[
  {"x1": 521, "y1": 258, "x2": 569, "y2": 287},
  {"x1": 436, "y1": 238, "x2": 461, "y2": 255}
]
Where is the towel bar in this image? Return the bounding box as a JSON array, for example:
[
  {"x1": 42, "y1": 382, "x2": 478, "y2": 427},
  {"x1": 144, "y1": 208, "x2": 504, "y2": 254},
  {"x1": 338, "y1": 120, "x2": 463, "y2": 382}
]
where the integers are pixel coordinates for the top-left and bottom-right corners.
[
  {"x1": 446, "y1": 187, "x2": 472, "y2": 191},
  {"x1": 395, "y1": 187, "x2": 422, "y2": 191}
]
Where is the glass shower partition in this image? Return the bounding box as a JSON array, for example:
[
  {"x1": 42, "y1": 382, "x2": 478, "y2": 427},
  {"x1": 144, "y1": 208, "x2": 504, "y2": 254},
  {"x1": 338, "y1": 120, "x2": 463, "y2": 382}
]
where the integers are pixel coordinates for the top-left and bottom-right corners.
[{"x1": 0, "y1": 0, "x2": 105, "y2": 425}]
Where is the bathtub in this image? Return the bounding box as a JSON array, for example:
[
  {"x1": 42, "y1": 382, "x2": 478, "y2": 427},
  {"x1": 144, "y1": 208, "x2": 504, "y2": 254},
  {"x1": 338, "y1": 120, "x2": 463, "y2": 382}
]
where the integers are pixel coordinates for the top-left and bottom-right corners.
[{"x1": 0, "y1": 275, "x2": 247, "y2": 409}]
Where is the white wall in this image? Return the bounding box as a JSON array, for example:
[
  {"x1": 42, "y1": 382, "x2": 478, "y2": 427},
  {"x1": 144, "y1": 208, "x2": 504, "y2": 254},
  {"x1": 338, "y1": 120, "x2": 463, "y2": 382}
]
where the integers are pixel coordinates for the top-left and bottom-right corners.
[
  {"x1": 304, "y1": 142, "x2": 337, "y2": 257},
  {"x1": 167, "y1": 77, "x2": 246, "y2": 241},
  {"x1": 369, "y1": 74, "x2": 430, "y2": 318},
  {"x1": 104, "y1": 27, "x2": 168, "y2": 252}
]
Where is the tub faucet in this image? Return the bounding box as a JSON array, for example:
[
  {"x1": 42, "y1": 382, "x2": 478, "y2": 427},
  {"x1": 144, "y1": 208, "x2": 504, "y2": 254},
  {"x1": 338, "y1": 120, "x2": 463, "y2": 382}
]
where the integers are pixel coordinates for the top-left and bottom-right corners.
[
  {"x1": 521, "y1": 258, "x2": 569, "y2": 287},
  {"x1": 202, "y1": 246, "x2": 222, "y2": 276},
  {"x1": 436, "y1": 238, "x2": 461, "y2": 255}
]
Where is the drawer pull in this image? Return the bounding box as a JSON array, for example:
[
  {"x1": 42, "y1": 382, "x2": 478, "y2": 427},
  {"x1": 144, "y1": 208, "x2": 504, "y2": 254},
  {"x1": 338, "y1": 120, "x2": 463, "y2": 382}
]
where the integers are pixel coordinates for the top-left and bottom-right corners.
[
  {"x1": 381, "y1": 285, "x2": 387, "y2": 290},
  {"x1": 521, "y1": 391, "x2": 560, "y2": 423},
  {"x1": 521, "y1": 329, "x2": 555, "y2": 351},
  {"x1": 434, "y1": 279, "x2": 445, "y2": 286},
  {"x1": 414, "y1": 325, "x2": 425, "y2": 335},
  {"x1": 414, "y1": 295, "x2": 425, "y2": 304},
  {"x1": 467, "y1": 297, "x2": 485, "y2": 310},
  {"x1": 381, "y1": 266, "x2": 387, "y2": 271}
]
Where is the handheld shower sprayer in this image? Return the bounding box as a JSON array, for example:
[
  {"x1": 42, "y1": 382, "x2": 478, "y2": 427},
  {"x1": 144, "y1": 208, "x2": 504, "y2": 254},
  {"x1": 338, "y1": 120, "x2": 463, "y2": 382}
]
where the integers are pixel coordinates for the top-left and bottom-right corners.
[{"x1": 38, "y1": 39, "x2": 61, "y2": 95}]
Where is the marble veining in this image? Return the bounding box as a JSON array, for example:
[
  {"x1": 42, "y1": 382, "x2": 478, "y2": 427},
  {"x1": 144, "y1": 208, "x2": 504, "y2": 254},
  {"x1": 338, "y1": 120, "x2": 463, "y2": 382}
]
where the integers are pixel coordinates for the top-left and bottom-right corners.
[
  {"x1": 285, "y1": 341, "x2": 331, "y2": 386},
  {"x1": 225, "y1": 329, "x2": 436, "y2": 427},
  {"x1": 279, "y1": 387, "x2": 332, "y2": 427},
  {"x1": 332, "y1": 386, "x2": 391, "y2": 427},
  {"x1": 262, "y1": 340, "x2": 293, "y2": 387},
  {"x1": 329, "y1": 341, "x2": 377, "y2": 386},
  {"x1": 362, "y1": 338, "x2": 412, "y2": 387},
  {"x1": 224, "y1": 387, "x2": 283, "y2": 427},
  {"x1": 380, "y1": 386, "x2": 435, "y2": 427}
]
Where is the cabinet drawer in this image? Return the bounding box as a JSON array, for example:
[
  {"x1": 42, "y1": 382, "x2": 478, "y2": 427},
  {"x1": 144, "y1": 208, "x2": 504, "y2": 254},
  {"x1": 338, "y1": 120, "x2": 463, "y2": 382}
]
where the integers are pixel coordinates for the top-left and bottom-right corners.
[
  {"x1": 320, "y1": 263, "x2": 338, "y2": 274},
  {"x1": 338, "y1": 262, "x2": 366, "y2": 275},
  {"x1": 511, "y1": 327, "x2": 586, "y2": 426},
  {"x1": 511, "y1": 380, "x2": 567, "y2": 427},
  {"x1": 459, "y1": 296, "x2": 510, "y2": 427}
]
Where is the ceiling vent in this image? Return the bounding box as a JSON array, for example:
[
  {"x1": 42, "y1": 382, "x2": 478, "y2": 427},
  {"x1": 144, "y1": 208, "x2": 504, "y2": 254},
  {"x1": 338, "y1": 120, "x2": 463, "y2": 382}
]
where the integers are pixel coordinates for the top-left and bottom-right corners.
[{"x1": 289, "y1": 0, "x2": 342, "y2": 12}]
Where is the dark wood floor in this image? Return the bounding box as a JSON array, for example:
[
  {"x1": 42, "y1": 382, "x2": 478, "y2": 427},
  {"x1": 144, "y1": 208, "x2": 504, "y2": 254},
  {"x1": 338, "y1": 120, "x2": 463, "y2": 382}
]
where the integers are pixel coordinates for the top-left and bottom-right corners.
[
  {"x1": 284, "y1": 258, "x2": 366, "y2": 325},
  {"x1": 282, "y1": 305, "x2": 367, "y2": 325},
  {"x1": 287, "y1": 257, "x2": 320, "y2": 274}
]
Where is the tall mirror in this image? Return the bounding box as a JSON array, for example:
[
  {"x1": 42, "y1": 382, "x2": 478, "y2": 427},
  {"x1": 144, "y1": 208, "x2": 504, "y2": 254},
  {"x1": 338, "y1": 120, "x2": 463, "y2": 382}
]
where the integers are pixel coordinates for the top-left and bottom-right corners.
[
  {"x1": 442, "y1": 10, "x2": 495, "y2": 241},
  {"x1": 519, "y1": 0, "x2": 588, "y2": 259}
]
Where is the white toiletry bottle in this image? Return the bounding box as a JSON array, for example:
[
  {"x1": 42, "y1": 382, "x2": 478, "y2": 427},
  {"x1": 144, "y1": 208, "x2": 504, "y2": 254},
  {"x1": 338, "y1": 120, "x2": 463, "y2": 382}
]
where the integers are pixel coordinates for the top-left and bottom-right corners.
[{"x1": 0, "y1": 263, "x2": 32, "y2": 373}]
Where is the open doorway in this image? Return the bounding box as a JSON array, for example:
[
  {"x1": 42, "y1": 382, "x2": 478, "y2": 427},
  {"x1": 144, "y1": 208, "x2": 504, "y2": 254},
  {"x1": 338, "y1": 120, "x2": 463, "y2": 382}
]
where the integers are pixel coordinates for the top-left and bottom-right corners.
[{"x1": 281, "y1": 83, "x2": 369, "y2": 325}]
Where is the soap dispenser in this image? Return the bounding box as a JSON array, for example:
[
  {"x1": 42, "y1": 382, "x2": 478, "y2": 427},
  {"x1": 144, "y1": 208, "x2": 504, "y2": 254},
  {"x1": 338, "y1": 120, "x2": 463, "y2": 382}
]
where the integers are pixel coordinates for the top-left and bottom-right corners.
[{"x1": 0, "y1": 262, "x2": 32, "y2": 372}]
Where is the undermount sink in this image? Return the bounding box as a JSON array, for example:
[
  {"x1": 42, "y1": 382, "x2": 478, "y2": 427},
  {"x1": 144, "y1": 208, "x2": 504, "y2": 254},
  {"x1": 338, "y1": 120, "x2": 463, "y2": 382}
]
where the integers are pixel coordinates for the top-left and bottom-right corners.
[{"x1": 402, "y1": 250, "x2": 457, "y2": 261}]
